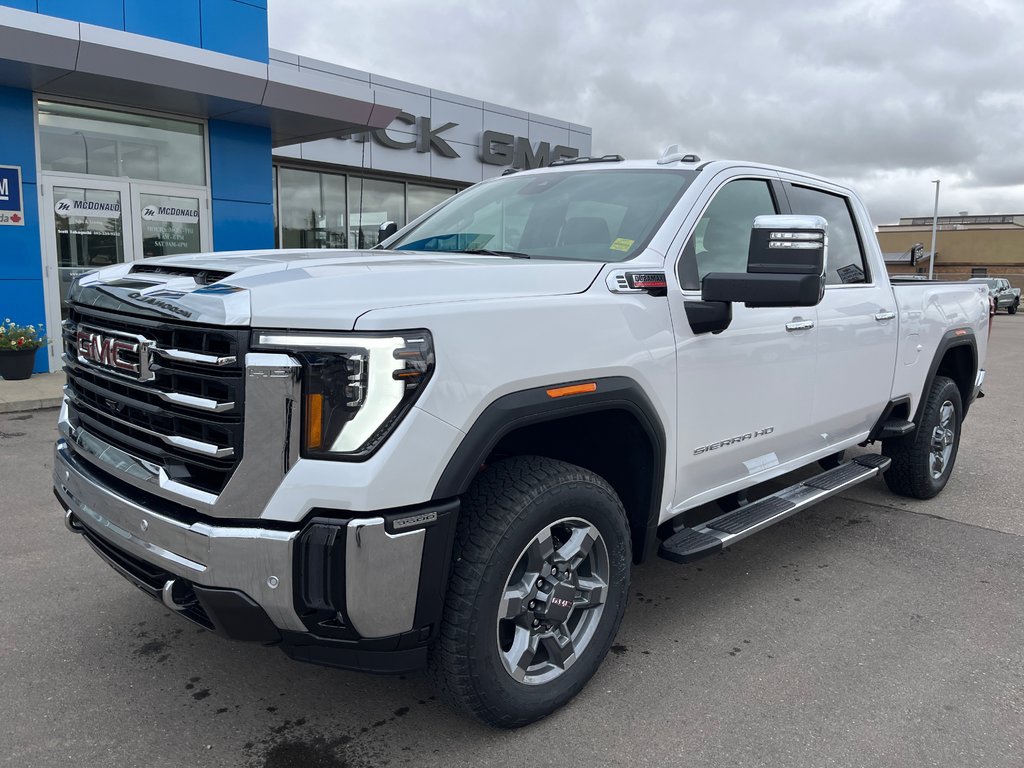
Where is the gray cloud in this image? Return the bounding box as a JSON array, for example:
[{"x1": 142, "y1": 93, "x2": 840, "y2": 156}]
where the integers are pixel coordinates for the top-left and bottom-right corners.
[{"x1": 269, "y1": 0, "x2": 1024, "y2": 225}]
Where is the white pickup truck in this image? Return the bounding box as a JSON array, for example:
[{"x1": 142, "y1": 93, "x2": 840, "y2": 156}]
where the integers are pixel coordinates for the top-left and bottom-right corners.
[{"x1": 55, "y1": 153, "x2": 990, "y2": 728}]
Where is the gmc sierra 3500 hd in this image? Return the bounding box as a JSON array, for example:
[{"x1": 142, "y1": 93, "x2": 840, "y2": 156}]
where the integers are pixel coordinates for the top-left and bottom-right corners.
[{"x1": 55, "y1": 151, "x2": 990, "y2": 728}]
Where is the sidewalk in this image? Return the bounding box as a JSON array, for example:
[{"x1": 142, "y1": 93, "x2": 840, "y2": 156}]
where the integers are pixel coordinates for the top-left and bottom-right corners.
[{"x1": 0, "y1": 372, "x2": 65, "y2": 414}]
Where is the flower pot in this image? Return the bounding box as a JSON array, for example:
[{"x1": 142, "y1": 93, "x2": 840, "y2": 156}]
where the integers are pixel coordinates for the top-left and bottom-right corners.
[{"x1": 0, "y1": 349, "x2": 37, "y2": 381}]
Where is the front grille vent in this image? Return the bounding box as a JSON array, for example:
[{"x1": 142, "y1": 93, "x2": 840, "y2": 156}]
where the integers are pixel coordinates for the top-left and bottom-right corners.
[{"x1": 63, "y1": 306, "x2": 248, "y2": 496}]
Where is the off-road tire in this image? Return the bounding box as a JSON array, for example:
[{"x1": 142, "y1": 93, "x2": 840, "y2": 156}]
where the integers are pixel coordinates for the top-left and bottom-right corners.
[
  {"x1": 428, "y1": 455, "x2": 631, "y2": 728},
  {"x1": 882, "y1": 375, "x2": 962, "y2": 499}
]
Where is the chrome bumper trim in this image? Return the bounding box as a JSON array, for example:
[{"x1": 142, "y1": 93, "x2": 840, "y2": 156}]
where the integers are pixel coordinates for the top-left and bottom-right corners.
[
  {"x1": 345, "y1": 518, "x2": 424, "y2": 638},
  {"x1": 54, "y1": 438, "x2": 307, "y2": 632}
]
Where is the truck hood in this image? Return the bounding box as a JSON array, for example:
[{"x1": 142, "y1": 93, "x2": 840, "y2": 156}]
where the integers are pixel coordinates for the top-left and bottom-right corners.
[{"x1": 69, "y1": 249, "x2": 604, "y2": 329}]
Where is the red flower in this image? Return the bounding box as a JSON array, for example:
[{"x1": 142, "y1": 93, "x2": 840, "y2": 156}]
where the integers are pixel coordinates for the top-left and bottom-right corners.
[{"x1": 17, "y1": 337, "x2": 25, "y2": 346}]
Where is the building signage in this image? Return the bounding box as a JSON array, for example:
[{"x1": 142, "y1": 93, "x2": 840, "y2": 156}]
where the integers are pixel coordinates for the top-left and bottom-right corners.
[
  {"x1": 54, "y1": 198, "x2": 121, "y2": 218},
  {"x1": 142, "y1": 204, "x2": 200, "y2": 224},
  {"x1": 0, "y1": 165, "x2": 24, "y2": 226},
  {"x1": 343, "y1": 112, "x2": 580, "y2": 170}
]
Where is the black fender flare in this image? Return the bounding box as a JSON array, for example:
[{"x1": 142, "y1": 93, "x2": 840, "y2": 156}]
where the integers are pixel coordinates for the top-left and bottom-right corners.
[
  {"x1": 917, "y1": 327, "x2": 979, "y2": 421},
  {"x1": 431, "y1": 376, "x2": 667, "y2": 562}
]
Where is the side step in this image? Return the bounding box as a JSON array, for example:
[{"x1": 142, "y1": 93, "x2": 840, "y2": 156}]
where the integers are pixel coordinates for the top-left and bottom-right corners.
[
  {"x1": 658, "y1": 454, "x2": 891, "y2": 564},
  {"x1": 877, "y1": 419, "x2": 915, "y2": 439}
]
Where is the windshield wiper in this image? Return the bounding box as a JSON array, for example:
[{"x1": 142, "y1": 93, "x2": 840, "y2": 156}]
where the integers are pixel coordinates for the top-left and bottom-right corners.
[{"x1": 458, "y1": 248, "x2": 532, "y2": 259}]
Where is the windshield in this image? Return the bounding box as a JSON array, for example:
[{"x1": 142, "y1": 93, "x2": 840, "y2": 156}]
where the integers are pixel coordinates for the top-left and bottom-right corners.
[
  {"x1": 970, "y1": 278, "x2": 1000, "y2": 289},
  {"x1": 390, "y1": 169, "x2": 697, "y2": 262}
]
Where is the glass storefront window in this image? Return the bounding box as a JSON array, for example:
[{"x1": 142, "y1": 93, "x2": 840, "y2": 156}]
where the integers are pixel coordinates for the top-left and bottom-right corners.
[
  {"x1": 349, "y1": 177, "x2": 405, "y2": 249},
  {"x1": 322, "y1": 174, "x2": 348, "y2": 248},
  {"x1": 38, "y1": 101, "x2": 206, "y2": 186},
  {"x1": 408, "y1": 184, "x2": 456, "y2": 221},
  {"x1": 273, "y1": 166, "x2": 462, "y2": 250},
  {"x1": 279, "y1": 167, "x2": 322, "y2": 248}
]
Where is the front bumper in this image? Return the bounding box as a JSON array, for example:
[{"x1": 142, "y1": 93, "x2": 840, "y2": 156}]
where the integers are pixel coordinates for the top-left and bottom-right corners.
[{"x1": 55, "y1": 435, "x2": 459, "y2": 673}]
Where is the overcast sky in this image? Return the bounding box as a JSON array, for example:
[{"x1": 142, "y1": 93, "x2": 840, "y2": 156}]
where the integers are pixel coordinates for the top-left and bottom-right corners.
[{"x1": 268, "y1": 0, "x2": 1024, "y2": 226}]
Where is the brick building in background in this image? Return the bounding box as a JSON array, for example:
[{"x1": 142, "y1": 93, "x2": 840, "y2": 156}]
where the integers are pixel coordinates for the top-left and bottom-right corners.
[{"x1": 877, "y1": 214, "x2": 1024, "y2": 284}]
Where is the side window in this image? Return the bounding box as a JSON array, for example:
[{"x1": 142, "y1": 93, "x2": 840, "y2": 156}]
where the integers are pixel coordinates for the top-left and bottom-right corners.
[
  {"x1": 787, "y1": 185, "x2": 868, "y2": 285},
  {"x1": 679, "y1": 179, "x2": 776, "y2": 290}
]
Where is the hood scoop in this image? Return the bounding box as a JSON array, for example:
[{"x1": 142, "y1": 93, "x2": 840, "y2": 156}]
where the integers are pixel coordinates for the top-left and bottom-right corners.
[{"x1": 130, "y1": 263, "x2": 235, "y2": 286}]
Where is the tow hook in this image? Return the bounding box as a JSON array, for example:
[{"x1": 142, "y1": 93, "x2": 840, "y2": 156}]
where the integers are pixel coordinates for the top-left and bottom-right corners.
[
  {"x1": 161, "y1": 580, "x2": 197, "y2": 613},
  {"x1": 64, "y1": 510, "x2": 84, "y2": 534}
]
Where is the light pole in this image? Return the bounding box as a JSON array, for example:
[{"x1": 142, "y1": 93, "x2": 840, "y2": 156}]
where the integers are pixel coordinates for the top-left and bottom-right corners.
[{"x1": 928, "y1": 179, "x2": 940, "y2": 280}]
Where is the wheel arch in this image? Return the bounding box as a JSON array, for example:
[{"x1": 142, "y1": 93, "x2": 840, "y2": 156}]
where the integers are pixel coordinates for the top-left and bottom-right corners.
[
  {"x1": 919, "y1": 329, "x2": 978, "y2": 421},
  {"x1": 431, "y1": 377, "x2": 667, "y2": 564}
]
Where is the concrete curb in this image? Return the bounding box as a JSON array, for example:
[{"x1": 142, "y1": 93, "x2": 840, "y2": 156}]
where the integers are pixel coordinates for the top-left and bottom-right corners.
[
  {"x1": 0, "y1": 372, "x2": 65, "y2": 415},
  {"x1": 0, "y1": 397, "x2": 63, "y2": 414}
]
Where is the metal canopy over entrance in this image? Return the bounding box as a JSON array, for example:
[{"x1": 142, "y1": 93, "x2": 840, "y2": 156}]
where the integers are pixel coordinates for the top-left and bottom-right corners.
[{"x1": 0, "y1": 5, "x2": 403, "y2": 146}]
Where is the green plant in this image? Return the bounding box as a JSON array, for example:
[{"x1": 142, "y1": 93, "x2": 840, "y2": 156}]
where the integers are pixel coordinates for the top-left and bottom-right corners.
[{"x1": 0, "y1": 318, "x2": 48, "y2": 352}]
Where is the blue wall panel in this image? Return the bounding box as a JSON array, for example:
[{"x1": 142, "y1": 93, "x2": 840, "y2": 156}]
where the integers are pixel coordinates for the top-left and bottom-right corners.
[
  {"x1": 0, "y1": 1, "x2": 39, "y2": 12},
  {"x1": 208, "y1": 120, "x2": 273, "y2": 205},
  {"x1": 4, "y1": 183, "x2": 42, "y2": 281},
  {"x1": 211, "y1": 200, "x2": 274, "y2": 251},
  {"x1": 37, "y1": 0, "x2": 123, "y2": 27},
  {"x1": 208, "y1": 120, "x2": 273, "y2": 251},
  {"x1": 201, "y1": 0, "x2": 269, "y2": 61},
  {"x1": 0, "y1": 86, "x2": 47, "y2": 372},
  {"x1": 124, "y1": 0, "x2": 202, "y2": 47},
  {"x1": 0, "y1": 86, "x2": 36, "y2": 184}
]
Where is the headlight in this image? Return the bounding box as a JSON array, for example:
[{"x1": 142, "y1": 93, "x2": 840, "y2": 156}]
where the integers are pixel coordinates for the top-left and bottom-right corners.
[{"x1": 254, "y1": 330, "x2": 434, "y2": 459}]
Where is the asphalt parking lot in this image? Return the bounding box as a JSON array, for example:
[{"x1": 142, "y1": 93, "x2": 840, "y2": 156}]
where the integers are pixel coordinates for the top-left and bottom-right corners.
[{"x1": 2, "y1": 317, "x2": 1022, "y2": 768}]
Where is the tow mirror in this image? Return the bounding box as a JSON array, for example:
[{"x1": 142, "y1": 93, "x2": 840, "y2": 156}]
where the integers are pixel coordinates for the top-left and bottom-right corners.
[
  {"x1": 747, "y1": 215, "x2": 827, "y2": 276},
  {"x1": 377, "y1": 220, "x2": 399, "y2": 245},
  {"x1": 701, "y1": 215, "x2": 827, "y2": 309}
]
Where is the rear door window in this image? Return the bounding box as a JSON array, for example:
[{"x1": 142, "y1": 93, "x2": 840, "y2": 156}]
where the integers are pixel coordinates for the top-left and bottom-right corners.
[{"x1": 786, "y1": 185, "x2": 869, "y2": 285}]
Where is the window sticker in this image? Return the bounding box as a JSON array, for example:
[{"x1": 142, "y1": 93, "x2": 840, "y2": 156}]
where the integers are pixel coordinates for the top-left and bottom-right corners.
[
  {"x1": 610, "y1": 237, "x2": 634, "y2": 252},
  {"x1": 837, "y1": 263, "x2": 866, "y2": 284}
]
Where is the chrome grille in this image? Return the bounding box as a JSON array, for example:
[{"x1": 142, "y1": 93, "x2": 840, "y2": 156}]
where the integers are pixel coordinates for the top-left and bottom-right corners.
[{"x1": 63, "y1": 306, "x2": 247, "y2": 496}]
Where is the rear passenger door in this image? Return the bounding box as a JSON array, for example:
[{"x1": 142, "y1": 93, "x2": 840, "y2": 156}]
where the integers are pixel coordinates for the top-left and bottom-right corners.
[{"x1": 782, "y1": 178, "x2": 898, "y2": 447}]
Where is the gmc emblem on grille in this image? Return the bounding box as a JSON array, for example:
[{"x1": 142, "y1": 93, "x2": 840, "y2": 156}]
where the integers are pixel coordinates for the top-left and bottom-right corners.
[{"x1": 76, "y1": 329, "x2": 154, "y2": 381}]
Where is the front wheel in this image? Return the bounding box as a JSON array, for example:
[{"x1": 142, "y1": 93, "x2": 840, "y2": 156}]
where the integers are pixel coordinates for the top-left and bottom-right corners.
[
  {"x1": 429, "y1": 456, "x2": 631, "y2": 728},
  {"x1": 882, "y1": 375, "x2": 962, "y2": 499},
  {"x1": 1009, "y1": 301, "x2": 1018, "y2": 315}
]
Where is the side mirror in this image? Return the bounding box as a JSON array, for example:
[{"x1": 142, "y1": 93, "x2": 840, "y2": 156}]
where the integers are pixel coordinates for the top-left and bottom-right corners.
[
  {"x1": 377, "y1": 220, "x2": 399, "y2": 245},
  {"x1": 702, "y1": 215, "x2": 827, "y2": 308}
]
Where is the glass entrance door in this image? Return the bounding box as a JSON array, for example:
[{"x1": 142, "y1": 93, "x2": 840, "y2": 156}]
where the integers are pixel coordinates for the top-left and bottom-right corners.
[
  {"x1": 43, "y1": 178, "x2": 133, "y2": 322},
  {"x1": 41, "y1": 176, "x2": 212, "y2": 370},
  {"x1": 131, "y1": 184, "x2": 210, "y2": 258}
]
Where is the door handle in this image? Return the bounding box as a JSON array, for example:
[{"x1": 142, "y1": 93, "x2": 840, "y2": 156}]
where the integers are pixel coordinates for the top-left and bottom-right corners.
[
  {"x1": 874, "y1": 311, "x2": 896, "y2": 321},
  {"x1": 785, "y1": 320, "x2": 814, "y2": 332}
]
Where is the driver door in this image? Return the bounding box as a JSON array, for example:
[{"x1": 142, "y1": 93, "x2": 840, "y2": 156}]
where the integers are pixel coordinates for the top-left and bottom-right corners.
[{"x1": 667, "y1": 172, "x2": 819, "y2": 513}]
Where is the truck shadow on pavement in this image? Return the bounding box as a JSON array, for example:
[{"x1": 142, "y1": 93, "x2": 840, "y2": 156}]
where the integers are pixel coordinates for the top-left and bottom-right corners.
[{"x1": 87, "y1": 487, "x2": 977, "y2": 768}]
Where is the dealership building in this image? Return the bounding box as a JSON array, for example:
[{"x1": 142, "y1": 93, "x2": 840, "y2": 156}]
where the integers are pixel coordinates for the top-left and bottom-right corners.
[
  {"x1": 0, "y1": 1, "x2": 593, "y2": 373},
  {"x1": 877, "y1": 213, "x2": 1024, "y2": 283}
]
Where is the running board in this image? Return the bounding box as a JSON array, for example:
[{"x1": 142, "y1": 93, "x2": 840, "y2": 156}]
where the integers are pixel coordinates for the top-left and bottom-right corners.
[{"x1": 658, "y1": 454, "x2": 891, "y2": 564}]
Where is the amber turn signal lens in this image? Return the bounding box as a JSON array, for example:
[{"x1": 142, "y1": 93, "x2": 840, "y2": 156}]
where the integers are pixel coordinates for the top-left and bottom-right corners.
[
  {"x1": 545, "y1": 382, "x2": 597, "y2": 398},
  {"x1": 305, "y1": 393, "x2": 324, "y2": 450}
]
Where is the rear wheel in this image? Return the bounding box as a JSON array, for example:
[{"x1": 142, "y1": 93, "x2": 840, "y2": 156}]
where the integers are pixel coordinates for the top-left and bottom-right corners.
[
  {"x1": 429, "y1": 456, "x2": 631, "y2": 728},
  {"x1": 882, "y1": 375, "x2": 962, "y2": 499}
]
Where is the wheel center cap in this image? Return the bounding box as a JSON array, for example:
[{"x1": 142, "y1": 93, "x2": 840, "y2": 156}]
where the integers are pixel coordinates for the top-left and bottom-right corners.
[{"x1": 540, "y1": 581, "x2": 576, "y2": 624}]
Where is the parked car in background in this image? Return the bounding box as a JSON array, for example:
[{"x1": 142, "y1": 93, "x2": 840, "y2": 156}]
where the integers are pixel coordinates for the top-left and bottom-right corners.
[{"x1": 969, "y1": 277, "x2": 1020, "y2": 314}]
